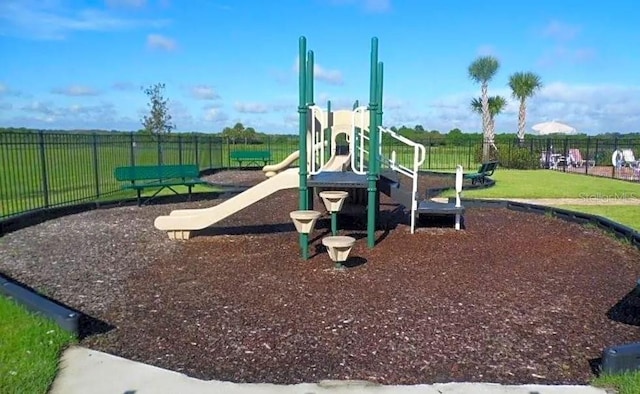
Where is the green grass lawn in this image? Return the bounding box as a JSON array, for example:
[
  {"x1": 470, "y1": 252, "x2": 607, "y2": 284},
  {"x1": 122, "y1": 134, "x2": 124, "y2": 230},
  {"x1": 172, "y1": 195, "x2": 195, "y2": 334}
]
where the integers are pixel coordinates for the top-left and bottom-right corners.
[
  {"x1": 0, "y1": 296, "x2": 76, "y2": 394},
  {"x1": 556, "y1": 205, "x2": 640, "y2": 231},
  {"x1": 593, "y1": 372, "x2": 640, "y2": 394},
  {"x1": 443, "y1": 169, "x2": 640, "y2": 199}
]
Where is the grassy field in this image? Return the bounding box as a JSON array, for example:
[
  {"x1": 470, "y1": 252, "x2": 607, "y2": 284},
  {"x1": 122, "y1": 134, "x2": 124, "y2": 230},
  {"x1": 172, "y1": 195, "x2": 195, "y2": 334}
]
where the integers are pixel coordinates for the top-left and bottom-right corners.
[
  {"x1": 0, "y1": 296, "x2": 76, "y2": 394},
  {"x1": 0, "y1": 132, "x2": 479, "y2": 219},
  {"x1": 447, "y1": 169, "x2": 640, "y2": 199}
]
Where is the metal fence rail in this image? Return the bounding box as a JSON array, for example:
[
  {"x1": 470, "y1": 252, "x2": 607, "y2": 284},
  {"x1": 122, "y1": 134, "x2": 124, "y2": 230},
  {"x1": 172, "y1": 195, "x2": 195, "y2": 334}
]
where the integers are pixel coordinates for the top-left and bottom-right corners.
[{"x1": 1, "y1": 131, "x2": 639, "y2": 219}]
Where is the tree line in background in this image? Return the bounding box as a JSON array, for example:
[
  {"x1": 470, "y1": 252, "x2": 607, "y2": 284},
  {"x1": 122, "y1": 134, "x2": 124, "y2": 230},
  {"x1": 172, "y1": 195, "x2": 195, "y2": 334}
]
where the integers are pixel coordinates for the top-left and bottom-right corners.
[{"x1": 1, "y1": 82, "x2": 638, "y2": 144}]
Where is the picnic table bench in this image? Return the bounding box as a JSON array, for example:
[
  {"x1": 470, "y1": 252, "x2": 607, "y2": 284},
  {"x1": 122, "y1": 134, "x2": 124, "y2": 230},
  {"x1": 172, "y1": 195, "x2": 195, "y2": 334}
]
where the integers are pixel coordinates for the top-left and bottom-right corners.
[
  {"x1": 114, "y1": 164, "x2": 208, "y2": 206},
  {"x1": 230, "y1": 150, "x2": 272, "y2": 167},
  {"x1": 463, "y1": 161, "x2": 499, "y2": 185}
]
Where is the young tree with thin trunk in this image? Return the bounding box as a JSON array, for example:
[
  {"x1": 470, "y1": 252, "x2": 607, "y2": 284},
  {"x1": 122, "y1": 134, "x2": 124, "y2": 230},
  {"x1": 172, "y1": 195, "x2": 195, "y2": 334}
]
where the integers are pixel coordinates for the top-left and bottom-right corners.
[
  {"x1": 468, "y1": 56, "x2": 500, "y2": 161},
  {"x1": 141, "y1": 83, "x2": 175, "y2": 164},
  {"x1": 508, "y1": 71, "x2": 542, "y2": 143}
]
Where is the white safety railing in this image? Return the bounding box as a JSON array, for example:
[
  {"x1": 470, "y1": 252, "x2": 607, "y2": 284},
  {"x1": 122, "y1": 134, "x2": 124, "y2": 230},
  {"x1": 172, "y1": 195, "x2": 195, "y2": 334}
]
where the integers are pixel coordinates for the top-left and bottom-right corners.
[
  {"x1": 309, "y1": 105, "x2": 325, "y2": 175},
  {"x1": 351, "y1": 106, "x2": 369, "y2": 175},
  {"x1": 378, "y1": 126, "x2": 426, "y2": 233}
]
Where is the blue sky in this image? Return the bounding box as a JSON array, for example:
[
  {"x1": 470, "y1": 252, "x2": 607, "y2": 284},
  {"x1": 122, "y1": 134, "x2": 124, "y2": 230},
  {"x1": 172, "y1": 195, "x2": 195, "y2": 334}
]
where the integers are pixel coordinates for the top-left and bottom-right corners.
[{"x1": 1, "y1": 0, "x2": 639, "y2": 135}]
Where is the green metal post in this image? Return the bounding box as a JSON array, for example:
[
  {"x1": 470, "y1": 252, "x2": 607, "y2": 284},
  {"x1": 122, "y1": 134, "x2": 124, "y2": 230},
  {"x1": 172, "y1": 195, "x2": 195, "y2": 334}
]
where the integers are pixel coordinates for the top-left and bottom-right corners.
[
  {"x1": 298, "y1": 36, "x2": 309, "y2": 260},
  {"x1": 331, "y1": 212, "x2": 338, "y2": 236},
  {"x1": 367, "y1": 37, "x2": 379, "y2": 248}
]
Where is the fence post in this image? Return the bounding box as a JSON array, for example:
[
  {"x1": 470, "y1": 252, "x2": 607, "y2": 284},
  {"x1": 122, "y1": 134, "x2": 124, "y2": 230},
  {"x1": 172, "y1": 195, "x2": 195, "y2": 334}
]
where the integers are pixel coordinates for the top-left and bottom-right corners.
[
  {"x1": 467, "y1": 140, "x2": 471, "y2": 169},
  {"x1": 92, "y1": 133, "x2": 100, "y2": 200},
  {"x1": 208, "y1": 136, "x2": 213, "y2": 169},
  {"x1": 38, "y1": 130, "x2": 50, "y2": 208},
  {"x1": 427, "y1": 137, "x2": 431, "y2": 169},
  {"x1": 585, "y1": 137, "x2": 591, "y2": 175},
  {"x1": 129, "y1": 132, "x2": 136, "y2": 166},
  {"x1": 562, "y1": 137, "x2": 568, "y2": 172},
  {"x1": 194, "y1": 135, "x2": 199, "y2": 167},
  {"x1": 612, "y1": 137, "x2": 618, "y2": 178},
  {"x1": 157, "y1": 134, "x2": 163, "y2": 165},
  {"x1": 178, "y1": 134, "x2": 183, "y2": 165},
  {"x1": 227, "y1": 138, "x2": 231, "y2": 169}
]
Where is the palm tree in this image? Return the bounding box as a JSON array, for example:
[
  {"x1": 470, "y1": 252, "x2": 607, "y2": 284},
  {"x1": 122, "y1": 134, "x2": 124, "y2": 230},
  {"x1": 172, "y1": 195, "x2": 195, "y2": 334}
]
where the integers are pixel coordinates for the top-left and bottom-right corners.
[
  {"x1": 468, "y1": 56, "x2": 500, "y2": 160},
  {"x1": 470, "y1": 95, "x2": 508, "y2": 146},
  {"x1": 508, "y1": 72, "x2": 542, "y2": 143}
]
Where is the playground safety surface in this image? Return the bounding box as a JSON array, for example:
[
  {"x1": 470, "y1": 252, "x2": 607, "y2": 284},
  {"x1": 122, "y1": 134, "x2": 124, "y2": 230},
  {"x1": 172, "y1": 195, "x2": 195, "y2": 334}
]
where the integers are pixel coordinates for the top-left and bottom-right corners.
[{"x1": 1, "y1": 170, "x2": 640, "y2": 387}]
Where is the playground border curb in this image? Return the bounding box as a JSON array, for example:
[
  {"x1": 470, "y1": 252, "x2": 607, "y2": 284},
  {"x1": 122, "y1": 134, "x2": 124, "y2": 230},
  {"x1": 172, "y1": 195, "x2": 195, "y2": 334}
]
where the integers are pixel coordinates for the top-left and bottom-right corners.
[
  {"x1": 455, "y1": 198, "x2": 640, "y2": 249},
  {"x1": 0, "y1": 273, "x2": 80, "y2": 334}
]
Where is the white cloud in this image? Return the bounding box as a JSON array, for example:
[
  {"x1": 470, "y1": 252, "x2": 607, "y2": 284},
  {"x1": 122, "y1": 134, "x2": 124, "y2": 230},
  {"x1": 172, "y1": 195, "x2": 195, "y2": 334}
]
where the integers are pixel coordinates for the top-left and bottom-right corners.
[
  {"x1": 234, "y1": 102, "x2": 269, "y2": 114},
  {"x1": 404, "y1": 82, "x2": 640, "y2": 134},
  {"x1": 293, "y1": 58, "x2": 344, "y2": 86},
  {"x1": 537, "y1": 46, "x2": 597, "y2": 67},
  {"x1": 0, "y1": 82, "x2": 23, "y2": 97},
  {"x1": 0, "y1": 0, "x2": 170, "y2": 40},
  {"x1": 314, "y1": 64, "x2": 344, "y2": 85},
  {"x1": 112, "y1": 81, "x2": 136, "y2": 91},
  {"x1": 105, "y1": 0, "x2": 147, "y2": 8},
  {"x1": 18, "y1": 100, "x2": 122, "y2": 125},
  {"x1": 540, "y1": 20, "x2": 581, "y2": 41},
  {"x1": 52, "y1": 85, "x2": 100, "y2": 96},
  {"x1": 189, "y1": 85, "x2": 220, "y2": 100},
  {"x1": 147, "y1": 34, "x2": 177, "y2": 51},
  {"x1": 203, "y1": 106, "x2": 228, "y2": 122}
]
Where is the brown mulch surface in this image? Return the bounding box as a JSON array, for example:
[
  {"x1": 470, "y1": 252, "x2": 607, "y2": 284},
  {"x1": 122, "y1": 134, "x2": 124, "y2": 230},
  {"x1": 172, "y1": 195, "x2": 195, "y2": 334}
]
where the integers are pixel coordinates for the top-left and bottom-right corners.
[{"x1": 1, "y1": 170, "x2": 640, "y2": 385}]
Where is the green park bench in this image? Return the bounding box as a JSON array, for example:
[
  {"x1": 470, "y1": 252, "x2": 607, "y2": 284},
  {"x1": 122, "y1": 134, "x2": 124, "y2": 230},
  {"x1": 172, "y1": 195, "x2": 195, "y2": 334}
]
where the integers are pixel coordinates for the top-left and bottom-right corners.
[
  {"x1": 463, "y1": 161, "x2": 499, "y2": 185},
  {"x1": 114, "y1": 164, "x2": 208, "y2": 206},
  {"x1": 230, "y1": 150, "x2": 272, "y2": 167}
]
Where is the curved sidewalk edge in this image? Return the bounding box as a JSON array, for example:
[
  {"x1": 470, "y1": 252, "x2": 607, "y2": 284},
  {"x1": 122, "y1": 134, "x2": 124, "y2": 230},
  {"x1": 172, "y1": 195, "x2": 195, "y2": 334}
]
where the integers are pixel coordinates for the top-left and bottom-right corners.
[{"x1": 50, "y1": 346, "x2": 608, "y2": 394}]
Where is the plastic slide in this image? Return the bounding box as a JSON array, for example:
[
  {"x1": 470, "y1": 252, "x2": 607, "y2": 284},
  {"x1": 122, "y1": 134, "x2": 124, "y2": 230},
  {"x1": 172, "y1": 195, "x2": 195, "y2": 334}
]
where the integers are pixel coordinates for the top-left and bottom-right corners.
[
  {"x1": 154, "y1": 167, "x2": 299, "y2": 232},
  {"x1": 321, "y1": 154, "x2": 351, "y2": 171},
  {"x1": 263, "y1": 150, "x2": 300, "y2": 177}
]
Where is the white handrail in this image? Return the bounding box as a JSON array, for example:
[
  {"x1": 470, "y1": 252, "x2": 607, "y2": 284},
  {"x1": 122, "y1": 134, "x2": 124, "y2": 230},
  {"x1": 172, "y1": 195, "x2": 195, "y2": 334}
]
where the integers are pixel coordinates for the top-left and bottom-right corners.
[
  {"x1": 308, "y1": 105, "x2": 325, "y2": 175},
  {"x1": 351, "y1": 106, "x2": 369, "y2": 175},
  {"x1": 378, "y1": 125, "x2": 427, "y2": 234}
]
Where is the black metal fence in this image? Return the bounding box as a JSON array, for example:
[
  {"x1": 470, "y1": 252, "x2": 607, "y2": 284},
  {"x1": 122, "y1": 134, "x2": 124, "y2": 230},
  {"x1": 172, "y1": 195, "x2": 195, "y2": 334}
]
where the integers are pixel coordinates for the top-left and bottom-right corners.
[{"x1": 1, "y1": 131, "x2": 639, "y2": 220}]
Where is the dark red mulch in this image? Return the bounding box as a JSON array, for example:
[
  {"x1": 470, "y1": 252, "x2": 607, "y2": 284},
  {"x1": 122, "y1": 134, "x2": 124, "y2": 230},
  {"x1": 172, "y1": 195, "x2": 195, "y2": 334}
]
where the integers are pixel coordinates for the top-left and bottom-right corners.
[{"x1": 81, "y1": 179, "x2": 640, "y2": 386}]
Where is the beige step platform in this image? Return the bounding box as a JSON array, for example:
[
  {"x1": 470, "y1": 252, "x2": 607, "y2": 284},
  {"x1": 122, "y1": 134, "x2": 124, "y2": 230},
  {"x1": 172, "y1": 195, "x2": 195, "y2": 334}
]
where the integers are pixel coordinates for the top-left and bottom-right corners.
[
  {"x1": 319, "y1": 190, "x2": 349, "y2": 212},
  {"x1": 322, "y1": 235, "x2": 356, "y2": 268},
  {"x1": 289, "y1": 210, "x2": 321, "y2": 234}
]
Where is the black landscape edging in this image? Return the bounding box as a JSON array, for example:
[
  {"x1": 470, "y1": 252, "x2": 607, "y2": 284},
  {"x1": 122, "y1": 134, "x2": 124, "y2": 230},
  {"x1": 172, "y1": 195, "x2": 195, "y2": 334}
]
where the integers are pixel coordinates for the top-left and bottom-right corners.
[
  {"x1": 0, "y1": 273, "x2": 80, "y2": 335},
  {"x1": 455, "y1": 198, "x2": 640, "y2": 247}
]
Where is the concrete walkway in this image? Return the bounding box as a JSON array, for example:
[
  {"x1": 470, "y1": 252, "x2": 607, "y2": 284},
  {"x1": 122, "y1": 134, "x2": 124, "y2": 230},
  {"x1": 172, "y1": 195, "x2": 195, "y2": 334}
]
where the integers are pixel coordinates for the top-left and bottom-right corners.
[{"x1": 50, "y1": 347, "x2": 609, "y2": 394}]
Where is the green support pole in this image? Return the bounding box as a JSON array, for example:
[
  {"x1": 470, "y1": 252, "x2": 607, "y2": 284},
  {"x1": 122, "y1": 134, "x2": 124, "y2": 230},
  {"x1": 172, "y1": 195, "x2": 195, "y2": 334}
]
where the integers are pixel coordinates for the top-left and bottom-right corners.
[
  {"x1": 367, "y1": 37, "x2": 379, "y2": 248},
  {"x1": 298, "y1": 36, "x2": 309, "y2": 259},
  {"x1": 331, "y1": 212, "x2": 338, "y2": 236}
]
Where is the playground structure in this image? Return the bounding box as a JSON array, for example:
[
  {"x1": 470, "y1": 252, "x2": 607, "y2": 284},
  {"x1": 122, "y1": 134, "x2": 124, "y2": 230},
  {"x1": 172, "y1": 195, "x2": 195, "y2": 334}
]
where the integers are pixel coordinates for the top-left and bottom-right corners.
[{"x1": 154, "y1": 36, "x2": 466, "y2": 259}]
